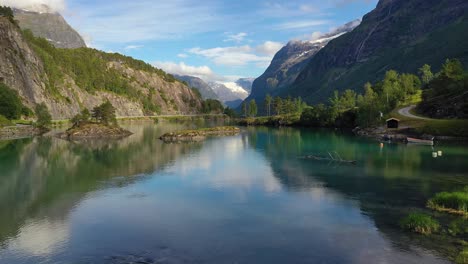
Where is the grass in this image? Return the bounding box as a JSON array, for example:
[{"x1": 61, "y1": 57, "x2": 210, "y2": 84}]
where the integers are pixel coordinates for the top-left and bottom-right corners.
[
  {"x1": 427, "y1": 189, "x2": 468, "y2": 216},
  {"x1": 237, "y1": 114, "x2": 301, "y2": 126},
  {"x1": 388, "y1": 108, "x2": 468, "y2": 137},
  {"x1": 0, "y1": 115, "x2": 13, "y2": 127},
  {"x1": 456, "y1": 249, "x2": 468, "y2": 264},
  {"x1": 400, "y1": 213, "x2": 440, "y2": 235},
  {"x1": 449, "y1": 218, "x2": 468, "y2": 237}
]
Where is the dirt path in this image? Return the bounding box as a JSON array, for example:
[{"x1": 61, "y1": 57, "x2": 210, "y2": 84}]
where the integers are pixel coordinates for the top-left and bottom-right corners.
[{"x1": 398, "y1": 105, "x2": 431, "y2": 120}]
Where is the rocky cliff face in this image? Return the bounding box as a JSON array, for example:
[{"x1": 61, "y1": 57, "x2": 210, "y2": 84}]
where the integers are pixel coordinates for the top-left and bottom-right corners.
[
  {"x1": 0, "y1": 17, "x2": 202, "y2": 119},
  {"x1": 174, "y1": 75, "x2": 218, "y2": 100},
  {"x1": 290, "y1": 0, "x2": 468, "y2": 104},
  {"x1": 13, "y1": 8, "x2": 86, "y2": 49},
  {"x1": 245, "y1": 20, "x2": 360, "y2": 103}
]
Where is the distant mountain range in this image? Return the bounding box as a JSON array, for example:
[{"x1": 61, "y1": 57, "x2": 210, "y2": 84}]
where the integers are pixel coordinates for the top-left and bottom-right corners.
[
  {"x1": 13, "y1": 6, "x2": 86, "y2": 49},
  {"x1": 174, "y1": 75, "x2": 218, "y2": 100},
  {"x1": 174, "y1": 75, "x2": 253, "y2": 108}
]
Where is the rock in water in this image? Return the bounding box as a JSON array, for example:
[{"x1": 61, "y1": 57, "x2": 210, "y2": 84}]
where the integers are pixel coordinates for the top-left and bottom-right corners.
[{"x1": 57, "y1": 123, "x2": 133, "y2": 140}]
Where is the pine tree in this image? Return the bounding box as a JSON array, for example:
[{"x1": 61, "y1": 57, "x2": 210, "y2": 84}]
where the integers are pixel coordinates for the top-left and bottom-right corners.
[{"x1": 265, "y1": 94, "x2": 272, "y2": 116}]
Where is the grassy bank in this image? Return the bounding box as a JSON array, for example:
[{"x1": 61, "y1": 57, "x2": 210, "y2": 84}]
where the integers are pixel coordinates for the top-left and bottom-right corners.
[
  {"x1": 389, "y1": 109, "x2": 468, "y2": 137},
  {"x1": 236, "y1": 115, "x2": 301, "y2": 126}
]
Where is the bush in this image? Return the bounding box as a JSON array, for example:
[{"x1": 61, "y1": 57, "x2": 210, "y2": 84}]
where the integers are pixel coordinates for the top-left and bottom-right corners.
[
  {"x1": 428, "y1": 190, "x2": 468, "y2": 215},
  {"x1": 71, "y1": 109, "x2": 91, "y2": 126},
  {"x1": 400, "y1": 213, "x2": 440, "y2": 235},
  {"x1": 92, "y1": 101, "x2": 116, "y2": 125},
  {"x1": 0, "y1": 83, "x2": 25, "y2": 120},
  {"x1": 34, "y1": 103, "x2": 52, "y2": 129},
  {"x1": 449, "y1": 218, "x2": 468, "y2": 237},
  {"x1": 456, "y1": 249, "x2": 468, "y2": 264},
  {"x1": 0, "y1": 114, "x2": 13, "y2": 127}
]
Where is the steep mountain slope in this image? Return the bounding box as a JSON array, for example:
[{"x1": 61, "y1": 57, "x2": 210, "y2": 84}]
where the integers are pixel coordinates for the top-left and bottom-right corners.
[
  {"x1": 13, "y1": 7, "x2": 86, "y2": 49},
  {"x1": 0, "y1": 17, "x2": 202, "y2": 119},
  {"x1": 290, "y1": 0, "x2": 468, "y2": 104},
  {"x1": 246, "y1": 20, "x2": 360, "y2": 103},
  {"x1": 174, "y1": 75, "x2": 218, "y2": 100}
]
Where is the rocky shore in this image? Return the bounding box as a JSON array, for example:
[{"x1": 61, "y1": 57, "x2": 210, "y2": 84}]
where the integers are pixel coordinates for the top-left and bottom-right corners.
[
  {"x1": 57, "y1": 123, "x2": 133, "y2": 140},
  {"x1": 0, "y1": 125, "x2": 44, "y2": 140},
  {"x1": 160, "y1": 126, "x2": 240, "y2": 143}
]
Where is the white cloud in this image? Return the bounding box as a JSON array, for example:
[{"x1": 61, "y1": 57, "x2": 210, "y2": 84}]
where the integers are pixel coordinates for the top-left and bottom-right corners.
[
  {"x1": 224, "y1": 32, "x2": 248, "y2": 43},
  {"x1": 220, "y1": 82, "x2": 249, "y2": 96},
  {"x1": 189, "y1": 45, "x2": 272, "y2": 67},
  {"x1": 255, "y1": 41, "x2": 283, "y2": 56},
  {"x1": 124, "y1": 45, "x2": 143, "y2": 50},
  {"x1": 0, "y1": 0, "x2": 66, "y2": 12},
  {"x1": 65, "y1": 0, "x2": 226, "y2": 46},
  {"x1": 275, "y1": 19, "x2": 330, "y2": 30},
  {"x1": 177, "y1": 53, "x2": 188, "y2": 58},
  {"x1": 153, "y1": 61, "x2": 217, "y2": 81}
]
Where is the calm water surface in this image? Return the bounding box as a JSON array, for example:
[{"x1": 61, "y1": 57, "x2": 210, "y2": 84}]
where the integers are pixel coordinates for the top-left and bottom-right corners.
[{"x1": 0, "y1": 121, "x2": 467, "y2": 264}]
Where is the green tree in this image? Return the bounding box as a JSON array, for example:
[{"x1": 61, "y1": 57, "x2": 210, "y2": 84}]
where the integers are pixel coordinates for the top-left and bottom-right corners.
[
  {"x1": 223, "y1": 107, "x2": 237, "y2": 118},
  {"x1": 419, "y1": 64, "x2": 434, "y2": 85},
  {"x1": 273, "y1": 97, "x2": 282, "y2": 115},
  {"x1": 440, "y1": 59, "x2": 464, "y2": 81},
  {"x1": 0, "y1": 83, "x2": 24, "y2": 120},
  {"x1": 400, "y1": 73, "x2": 421, "y2": 97},
  {"x1": 92, "y1": 101, "x2": 116, "y2": 125},
  {"x1": 264, "y1": 94, "x2": 272, "y2": 116},
  {"x1": 35, "y1": 103, "x2": 52, "y2": 128},
  {"x1": 0, "y1": 6, "x2": 17, "y2": 25},
  {"x1": 71, "y1": 109, "x2": 91, "y2": 126},
  {"x1": 357, "y1": 83, "x2": 380, "y2": 127},
  {"x1": 201, "y1": 99, "x2": 224, "y2": 114},
  {"x1": 241, "y1": 101, "x2": 248, "y2": 117},
  {"x1": 248, "y1": 99, "x2": 258, "y2": 117}
]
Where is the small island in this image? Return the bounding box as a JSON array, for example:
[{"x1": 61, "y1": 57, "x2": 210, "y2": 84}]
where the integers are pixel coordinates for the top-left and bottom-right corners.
[
  {"x1": 58, "y1": 101, "x2": 132, "y2": 140},
  {"x1": 160, "y1": 126, "x2": 240, "y2": 143}
]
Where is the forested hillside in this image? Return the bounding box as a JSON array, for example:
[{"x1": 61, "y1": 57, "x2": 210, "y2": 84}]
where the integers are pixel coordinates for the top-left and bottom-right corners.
[{"x1": 0, "y1": 8, "x2": 203, "y2": 119}]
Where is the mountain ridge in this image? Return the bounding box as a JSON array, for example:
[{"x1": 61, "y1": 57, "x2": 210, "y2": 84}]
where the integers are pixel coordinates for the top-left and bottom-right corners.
[
  {"x1": 13, "y1": 7, "x2": 86, "y2": 49},
  {"x1": 288, "y1": 0, "x2": 468, "y2": 104},
  {"x1": 0, "y1": 15, "x2": 202, "y2": 119}
]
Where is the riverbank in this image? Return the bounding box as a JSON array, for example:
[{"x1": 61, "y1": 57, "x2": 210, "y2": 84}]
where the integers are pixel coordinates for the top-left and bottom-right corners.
[
  {"x1": 0, "y1": 125, "x2": 44, "y2": 140},
  {"x1": 235, "y1": 113, "x2": 468, "y2": 142}
]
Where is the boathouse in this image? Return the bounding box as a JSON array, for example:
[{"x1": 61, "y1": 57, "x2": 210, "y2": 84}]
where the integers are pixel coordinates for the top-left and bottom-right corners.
[{"x1": 386, "y1": 118, "x2": 400, "y2": 129}]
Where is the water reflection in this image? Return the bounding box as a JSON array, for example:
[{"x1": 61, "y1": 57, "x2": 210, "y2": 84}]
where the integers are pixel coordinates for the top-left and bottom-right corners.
[
  {"x1": 0, "y1": 122, "x2": 203, "y2": 249},
  {"x1": 0, "y1": 124, "x2": 466, "y2": 263}
]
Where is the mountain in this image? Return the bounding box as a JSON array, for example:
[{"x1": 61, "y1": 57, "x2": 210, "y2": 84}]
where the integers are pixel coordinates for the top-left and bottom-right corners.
[
  {"x1": 235, "y1": 78, "x2": 255, "y2": 94},
  {"x1": 13, "y1": 6, "x2": 86, "y2": 49},
  {"x1": 245, "y1": 20, "x2": 360, "y2": 103},
  {"x1": 209, "y1": 82, "x2": 248, "y2": 108},
  {"x1": 0, "y1": 15, "x2": 202, "y2": 119},
  {"x1": 174, "y1": 75, "x2": 218, "y2": 100},
  {"x1": 289, "y1": 0, "x2": 468, "y2": 104}
]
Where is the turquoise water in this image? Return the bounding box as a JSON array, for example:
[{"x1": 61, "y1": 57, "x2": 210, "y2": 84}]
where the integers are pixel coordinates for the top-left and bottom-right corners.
[{"x1": 0, "y1": 122, "x2": 467, "y2": 263}]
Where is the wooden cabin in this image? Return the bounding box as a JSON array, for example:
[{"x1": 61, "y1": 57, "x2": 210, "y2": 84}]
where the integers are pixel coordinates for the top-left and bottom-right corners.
[{"x1": 386, "y1": 118, "x2": 400, "y2": 129}]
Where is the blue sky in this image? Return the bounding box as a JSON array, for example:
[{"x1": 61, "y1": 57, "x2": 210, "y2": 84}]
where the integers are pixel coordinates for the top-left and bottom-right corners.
[{"x1": 7, "y1": 0, "x2": 379, "y2": 82}]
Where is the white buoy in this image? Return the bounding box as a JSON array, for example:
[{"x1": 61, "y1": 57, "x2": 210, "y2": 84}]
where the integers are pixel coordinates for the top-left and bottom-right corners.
[
  {"x1": 432, "y1": 152, "x2": 438, "y2": 158},
  {"x1": 438, "y1": 151, "x2": 443, "y2": 156}
]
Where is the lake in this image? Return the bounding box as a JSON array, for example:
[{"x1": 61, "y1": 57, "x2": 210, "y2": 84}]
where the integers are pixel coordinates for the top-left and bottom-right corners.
[{"x1": 0, "y1": 121, "x2": 467, "y2": 264}]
